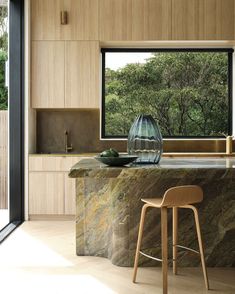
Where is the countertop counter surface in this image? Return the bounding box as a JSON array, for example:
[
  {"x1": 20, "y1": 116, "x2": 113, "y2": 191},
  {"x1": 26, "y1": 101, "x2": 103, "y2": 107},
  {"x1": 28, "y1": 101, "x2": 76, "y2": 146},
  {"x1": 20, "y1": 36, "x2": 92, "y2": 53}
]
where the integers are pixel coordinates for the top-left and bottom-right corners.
[
  {"x1": 29, "y1": 153, "x2": 97, "y2": 157},
  {"x1": 29, "y1": 152, "x2": 235, "y2": 157},
  {"x1": 69, "y1": 157, "x2": 235, "y2": 178}
]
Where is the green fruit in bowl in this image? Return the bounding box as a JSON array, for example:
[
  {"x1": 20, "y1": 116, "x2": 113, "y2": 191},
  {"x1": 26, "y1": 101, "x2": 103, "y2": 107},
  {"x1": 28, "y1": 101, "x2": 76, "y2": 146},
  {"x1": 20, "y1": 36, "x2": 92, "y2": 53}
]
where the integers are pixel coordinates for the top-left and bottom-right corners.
[{"x1": 100, "y1": 148, "x2": 119, "y2": 157}]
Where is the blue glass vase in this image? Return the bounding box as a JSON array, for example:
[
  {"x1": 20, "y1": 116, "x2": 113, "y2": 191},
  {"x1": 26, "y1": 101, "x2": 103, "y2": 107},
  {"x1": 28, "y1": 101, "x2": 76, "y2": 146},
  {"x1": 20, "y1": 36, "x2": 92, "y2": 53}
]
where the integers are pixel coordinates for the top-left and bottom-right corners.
[{"x1": 127, "y1": 114, "x2": 163, "y2": 163}]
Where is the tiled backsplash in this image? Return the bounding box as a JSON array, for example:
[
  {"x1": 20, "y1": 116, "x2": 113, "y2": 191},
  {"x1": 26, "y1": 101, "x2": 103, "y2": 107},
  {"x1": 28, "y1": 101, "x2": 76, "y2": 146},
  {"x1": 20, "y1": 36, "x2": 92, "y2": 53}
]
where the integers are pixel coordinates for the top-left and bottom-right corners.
[
  {"x1": 36, "y1": 110, "x2": 229, "y2": 154},
  {"x1": 36, "y1": 110, "x2": 126, "y2": 154}
]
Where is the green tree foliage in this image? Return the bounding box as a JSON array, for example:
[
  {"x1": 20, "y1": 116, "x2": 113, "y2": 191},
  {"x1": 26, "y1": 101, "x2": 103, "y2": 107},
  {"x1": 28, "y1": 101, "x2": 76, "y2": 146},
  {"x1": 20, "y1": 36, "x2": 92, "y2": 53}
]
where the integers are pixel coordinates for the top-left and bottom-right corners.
[
  {"x1": 105, "y1": 52, "x2": 229, "y2": 137},
  {"x1": 0, "y1": 5, "x2": 8, "y2": 110}
]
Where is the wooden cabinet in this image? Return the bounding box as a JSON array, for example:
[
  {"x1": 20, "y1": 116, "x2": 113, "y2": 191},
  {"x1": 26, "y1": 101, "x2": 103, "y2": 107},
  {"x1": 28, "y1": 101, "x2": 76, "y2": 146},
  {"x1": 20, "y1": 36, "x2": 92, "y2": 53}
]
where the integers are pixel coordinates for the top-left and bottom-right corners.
[
  {"x1": 31, "y1": 0, "x2": 235, "y2": 42},
  {"x1": 31, "y1": 41, "x2": 65, "y2": 108},
  {"x1": 99, "y1": 0, "x2": 171, "y2": 41},
  {"x1": 31, "y1": 41, "x2": 100, "y2": 109},
  {"x1": 201, "y1": 0, "x2": 234, "y2": 40},
  {"x1": 172, "y1": 0, "x2": 200, "y2": 40},
  {"x1": 29, "y1": 172, "x2": 65, "y2": 215},
  {"x1": 65, "y1": 41, "x2": 99, "y2": 108},
  {"x1": 172, "y1": 0, "x2": 234, "y2": 40},
  {"x1": 63, "y1": 0, "x2": 99, "y2": 40},
  {"x1": 29, "y1": 156, "x2": 86, "y2": 172},
  {"x1": 64, "y1": 175, "x2": 76, "y2": 214},
  {"x1": 28, "y1": 156, "x2": 85, "y2": 216},
  {"x1": 99, "y1": 0, "x2": 132, "y2": 41},
  {"x1": 132, "y1": 0, "x2": 172, "y2": 40},
  {"x1": 31, "y1": 0, "x2": 98, "y2": 40}
]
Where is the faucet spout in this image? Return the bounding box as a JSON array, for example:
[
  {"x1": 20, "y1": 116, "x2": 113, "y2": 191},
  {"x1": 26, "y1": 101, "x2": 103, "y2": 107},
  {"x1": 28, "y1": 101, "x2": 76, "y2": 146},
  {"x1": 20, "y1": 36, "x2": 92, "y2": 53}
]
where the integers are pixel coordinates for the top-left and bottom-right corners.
[{"x1": 64, "y1": 130, "x2": 73, "y2": 153}]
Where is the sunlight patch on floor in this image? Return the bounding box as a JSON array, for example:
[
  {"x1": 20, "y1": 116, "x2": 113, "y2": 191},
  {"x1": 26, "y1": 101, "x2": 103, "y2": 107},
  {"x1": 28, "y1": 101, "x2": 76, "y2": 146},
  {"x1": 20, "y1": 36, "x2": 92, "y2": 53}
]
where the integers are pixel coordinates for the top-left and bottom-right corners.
[
  {"x1": 0, "y1": 229, "x2": 73, "y2": 267},
  {"x1": 0, "y1": 272, "x2": 117, "y2": 294}
]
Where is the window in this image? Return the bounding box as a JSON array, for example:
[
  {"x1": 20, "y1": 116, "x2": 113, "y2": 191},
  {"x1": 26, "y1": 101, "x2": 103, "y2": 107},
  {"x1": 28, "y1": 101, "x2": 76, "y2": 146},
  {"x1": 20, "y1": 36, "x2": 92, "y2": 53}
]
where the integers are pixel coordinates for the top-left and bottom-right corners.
[{"x1": 101, "y1": 48, "x2": 233, "y2": 138}]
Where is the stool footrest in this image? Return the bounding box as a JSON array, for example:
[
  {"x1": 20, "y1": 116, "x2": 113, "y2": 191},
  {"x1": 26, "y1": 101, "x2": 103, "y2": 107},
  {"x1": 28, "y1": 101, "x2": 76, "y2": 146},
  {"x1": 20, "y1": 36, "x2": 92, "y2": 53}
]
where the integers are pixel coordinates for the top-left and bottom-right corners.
[
  {"x1": 175, "y1": 244, "x2": 199, "y2": 255},
  {"x1": 139, "y1": 251, "x2": 162, "y2": 262}
]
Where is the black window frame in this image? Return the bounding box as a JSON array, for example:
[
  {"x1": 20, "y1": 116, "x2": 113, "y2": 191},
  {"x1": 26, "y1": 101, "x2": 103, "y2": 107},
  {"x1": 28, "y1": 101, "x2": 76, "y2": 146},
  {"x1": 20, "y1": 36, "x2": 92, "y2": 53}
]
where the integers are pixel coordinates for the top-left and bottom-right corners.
[
  {"x1": 0, "y1": 0, "x2": 24, "y2": 243},
  {"x1": 101, "y1": 48, "x2": 233, "y2": 139}
]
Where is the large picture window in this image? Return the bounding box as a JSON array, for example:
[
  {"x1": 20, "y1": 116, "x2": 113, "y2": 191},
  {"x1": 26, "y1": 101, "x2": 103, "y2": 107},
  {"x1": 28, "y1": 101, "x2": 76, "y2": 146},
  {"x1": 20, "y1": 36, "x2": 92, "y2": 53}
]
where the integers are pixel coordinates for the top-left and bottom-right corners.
[{"x1": 101, "y1": 48, "x2": 233, "y2": 138}]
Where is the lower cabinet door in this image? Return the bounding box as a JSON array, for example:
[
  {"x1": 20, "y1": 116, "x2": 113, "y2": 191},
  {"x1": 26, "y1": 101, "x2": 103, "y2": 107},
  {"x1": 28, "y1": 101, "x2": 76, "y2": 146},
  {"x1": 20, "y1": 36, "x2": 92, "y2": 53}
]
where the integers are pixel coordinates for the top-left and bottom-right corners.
[
  {"x1": 64, "y1": 175, "x2": 76, "y2": 215},
  {"x1": 29, "y1": 172, "x2": 65, "y2": 215}
]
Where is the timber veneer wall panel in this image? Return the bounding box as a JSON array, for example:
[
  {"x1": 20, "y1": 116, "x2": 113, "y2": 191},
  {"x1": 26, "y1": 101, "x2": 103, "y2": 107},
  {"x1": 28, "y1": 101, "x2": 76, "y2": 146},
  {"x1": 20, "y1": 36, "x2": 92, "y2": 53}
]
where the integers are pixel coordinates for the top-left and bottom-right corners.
[
  {"x1": 200, "y1": 0, "x2": 234, "y2": 40},
  {"x1": 31, "y1": 0, "x2": 64, "y2": 40},
  {"x1": 132, "y1": 0, "x2": 172, "y2": 40},
  {"x1": 31, "y1": 0, "x2": 98, "y2": 40},
  {"x1": 62, "y1": 0, "x2": 99, "y2": 40},
  {"x1": 172, "y1": 0, "x2": 200, "y2": 40},
  {"x1": 99, "y1": 0, "x2": 172, "y2": 41},
  {"x1": 99, "y1": 0, "x2": 133, "y2": 41},
  {"x1": 172, "y1": 0, "x2": 235, "y2": 40}
]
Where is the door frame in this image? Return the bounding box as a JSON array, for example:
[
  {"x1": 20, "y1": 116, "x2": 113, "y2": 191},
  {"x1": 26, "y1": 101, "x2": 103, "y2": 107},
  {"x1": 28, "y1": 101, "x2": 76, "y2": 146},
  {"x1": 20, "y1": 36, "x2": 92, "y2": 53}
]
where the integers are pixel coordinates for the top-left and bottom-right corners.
[{"x1": 0, "y1": 0, "x2": 24, "y2": 242}]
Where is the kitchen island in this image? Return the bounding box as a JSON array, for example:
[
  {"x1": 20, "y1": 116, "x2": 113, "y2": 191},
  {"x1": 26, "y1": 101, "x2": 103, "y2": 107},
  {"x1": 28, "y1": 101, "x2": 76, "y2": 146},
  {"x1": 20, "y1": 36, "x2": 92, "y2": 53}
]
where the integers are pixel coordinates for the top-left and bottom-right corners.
[{"x1": 69, "y1": 158, "x2": 235, "y2": 267}]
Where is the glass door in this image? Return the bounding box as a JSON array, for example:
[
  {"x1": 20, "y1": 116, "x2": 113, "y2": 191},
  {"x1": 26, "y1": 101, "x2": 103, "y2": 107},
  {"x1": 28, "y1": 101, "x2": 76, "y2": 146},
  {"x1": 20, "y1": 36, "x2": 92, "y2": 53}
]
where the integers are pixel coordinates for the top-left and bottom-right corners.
[
  {"x1": 0, "y1": 0, "x2": 24, "y2": 241},
  {"x1": 0, "y1": 0, "x2": 8, "y2": 231}
]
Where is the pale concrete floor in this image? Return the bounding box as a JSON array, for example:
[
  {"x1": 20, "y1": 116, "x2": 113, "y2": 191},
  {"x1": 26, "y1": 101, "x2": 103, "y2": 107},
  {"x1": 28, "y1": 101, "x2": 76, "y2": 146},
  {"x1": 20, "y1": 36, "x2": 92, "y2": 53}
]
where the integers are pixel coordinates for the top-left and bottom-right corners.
[
  {"x1": 0, "y1": 221, "x2": 234, "y2": 294},
  {"x1": 0, "y1": 208, "x2": 8, "y2": 229}
]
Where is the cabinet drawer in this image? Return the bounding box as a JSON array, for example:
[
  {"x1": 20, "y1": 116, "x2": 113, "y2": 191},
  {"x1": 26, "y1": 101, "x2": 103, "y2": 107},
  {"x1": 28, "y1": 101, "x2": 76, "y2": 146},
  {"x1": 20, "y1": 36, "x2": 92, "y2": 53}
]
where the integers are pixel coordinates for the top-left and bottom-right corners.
[{"x1": 29, "y1": 156, "x2": 85, "y2": 172}]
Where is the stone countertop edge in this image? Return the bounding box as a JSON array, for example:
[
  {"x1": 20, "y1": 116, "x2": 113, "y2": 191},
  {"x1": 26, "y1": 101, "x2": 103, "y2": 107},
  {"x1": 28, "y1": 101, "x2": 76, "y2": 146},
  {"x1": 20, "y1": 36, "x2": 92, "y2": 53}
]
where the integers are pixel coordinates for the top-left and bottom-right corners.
[
  {"x1": 68, "y1": 158, "x2": 235, "y2": 178},
  {"x1": 29, "y1": 152, "x2": 235, "y2": 157},
  {"x1": 28, "y1": 153, "x2": 98, "y2": 157}
]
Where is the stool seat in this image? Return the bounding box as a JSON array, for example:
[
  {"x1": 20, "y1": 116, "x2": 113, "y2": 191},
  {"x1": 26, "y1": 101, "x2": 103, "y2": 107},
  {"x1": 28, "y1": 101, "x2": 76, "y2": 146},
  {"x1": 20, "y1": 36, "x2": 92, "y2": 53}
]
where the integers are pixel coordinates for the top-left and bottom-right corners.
[
  {"x1": 141, "y1": 198, "x2": 162, "y2": 207},
  {"x1": 133, "y1": 185, "x2": 209, "y2": 294}
]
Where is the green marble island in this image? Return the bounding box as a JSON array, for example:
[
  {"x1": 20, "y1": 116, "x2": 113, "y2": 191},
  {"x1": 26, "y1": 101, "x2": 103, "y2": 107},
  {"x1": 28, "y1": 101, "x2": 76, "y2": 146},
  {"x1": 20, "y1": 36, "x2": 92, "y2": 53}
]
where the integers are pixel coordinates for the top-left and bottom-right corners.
[{"x1": 69, "y1": 158, "x2": 235, "y2": 267}]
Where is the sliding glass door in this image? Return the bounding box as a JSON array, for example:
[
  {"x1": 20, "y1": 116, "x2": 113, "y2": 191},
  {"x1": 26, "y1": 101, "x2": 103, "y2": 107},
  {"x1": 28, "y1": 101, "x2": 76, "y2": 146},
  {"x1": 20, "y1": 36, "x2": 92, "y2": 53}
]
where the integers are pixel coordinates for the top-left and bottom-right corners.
[{"x1": 0, "y1": 0, "x2": 24, "y2": 241}]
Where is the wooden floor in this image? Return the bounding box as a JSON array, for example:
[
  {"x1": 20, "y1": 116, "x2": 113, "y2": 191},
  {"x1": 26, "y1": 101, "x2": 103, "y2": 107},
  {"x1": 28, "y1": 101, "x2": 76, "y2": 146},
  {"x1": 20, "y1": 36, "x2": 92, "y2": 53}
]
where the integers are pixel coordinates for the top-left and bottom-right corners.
[{"x1": 0, "y1": 221, "x2": 234, "y2": 294}]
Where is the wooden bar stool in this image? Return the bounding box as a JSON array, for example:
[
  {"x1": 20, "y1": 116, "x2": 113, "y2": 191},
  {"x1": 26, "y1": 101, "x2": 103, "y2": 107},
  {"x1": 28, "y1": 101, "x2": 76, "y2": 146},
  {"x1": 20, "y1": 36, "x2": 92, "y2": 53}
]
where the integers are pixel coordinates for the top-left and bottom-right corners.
[{"x1": 133, "y1": 185, "x2": 209, "y2": 294}]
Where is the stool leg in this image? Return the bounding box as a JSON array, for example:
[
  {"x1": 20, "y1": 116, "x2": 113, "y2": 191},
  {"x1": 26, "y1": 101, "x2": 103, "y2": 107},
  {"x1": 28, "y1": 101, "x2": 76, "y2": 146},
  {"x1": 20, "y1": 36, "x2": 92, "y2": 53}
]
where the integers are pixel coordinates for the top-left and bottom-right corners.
[
  {"x1": 133, "y1": 204, "x2": 148, "y2": 283},
  {"x1": 172, "y1": 207, "x2": 178, "y2": 275},
  {"x1": 192, "y1": 206, "x2": 209, "y2": 290},
  {"x1": 161, "y1": 207, "x2": 168, "y2": 294}
]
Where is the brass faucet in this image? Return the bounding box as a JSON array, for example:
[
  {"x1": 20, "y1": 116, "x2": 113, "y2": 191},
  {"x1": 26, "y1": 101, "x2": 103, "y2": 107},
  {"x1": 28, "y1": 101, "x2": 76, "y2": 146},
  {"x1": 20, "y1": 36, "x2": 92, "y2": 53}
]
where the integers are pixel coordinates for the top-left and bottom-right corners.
[{"x1": 64, "y1": 130, "x2": 73, "y2": 153}]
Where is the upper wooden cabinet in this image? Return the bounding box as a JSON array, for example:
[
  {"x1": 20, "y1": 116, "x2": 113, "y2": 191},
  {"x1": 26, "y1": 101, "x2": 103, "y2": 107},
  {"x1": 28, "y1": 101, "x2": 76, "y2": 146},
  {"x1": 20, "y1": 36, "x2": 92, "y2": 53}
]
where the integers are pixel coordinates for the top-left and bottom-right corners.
[
  {"x1": 172, "y1": 0, "x2": 235, "y2": 40},
  {"x1": 172, "y1": 0, "x2": 200, "y2": 40},
  {"x1": 99, "y1": 0, "x2": 172, "y2": 40},
  {"x1": 31, "y1": 41, "x2": 65, "y2": 108},
  {"x1": 31, "y1": 0, "x2": 235, "y2": 41},
  {"x1": 31, "y1": 0, "x2": 98, "y2": 40},
  {"x1": 31, "y1": 41, "x2": 100, "y2": 109},
  {"x1": 65, "y1": 41, "x2": 100, "y2": 108},
  {"x1": 201, "y1": 0, "x2": 234, "y2": 40}
]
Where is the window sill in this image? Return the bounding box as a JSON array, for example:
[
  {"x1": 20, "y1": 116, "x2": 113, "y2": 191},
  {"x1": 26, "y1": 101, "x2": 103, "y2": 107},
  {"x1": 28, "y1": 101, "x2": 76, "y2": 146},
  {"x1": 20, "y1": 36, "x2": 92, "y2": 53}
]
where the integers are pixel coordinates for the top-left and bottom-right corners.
[{"x1": 162, "y1": 152, "x2": 235, "y2": 158}]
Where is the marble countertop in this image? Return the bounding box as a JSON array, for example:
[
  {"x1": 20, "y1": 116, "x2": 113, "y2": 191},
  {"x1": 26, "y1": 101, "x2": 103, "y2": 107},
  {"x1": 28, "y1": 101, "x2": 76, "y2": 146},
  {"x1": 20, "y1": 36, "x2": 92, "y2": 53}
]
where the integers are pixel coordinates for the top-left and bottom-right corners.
[
  {"x1": 29, "y1": 153, "x2": 97, "y2": 157},
  {"x1": 74, "y1": 157, "x2": 235, "y2": 266},
  {"x1": 69, "y1": 157, "x2": 235, "y2": 178},
  {"x1": 29, "y1": 152, "x2": 235, "y2": 157}
]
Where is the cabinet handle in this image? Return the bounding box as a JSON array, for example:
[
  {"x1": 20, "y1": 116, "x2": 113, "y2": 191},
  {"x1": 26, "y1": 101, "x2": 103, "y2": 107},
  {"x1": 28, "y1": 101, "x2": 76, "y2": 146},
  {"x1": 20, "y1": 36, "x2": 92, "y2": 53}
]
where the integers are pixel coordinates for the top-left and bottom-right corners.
[{"x1": 60, "y1": 11, "x2": 68, "y2": 25}]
